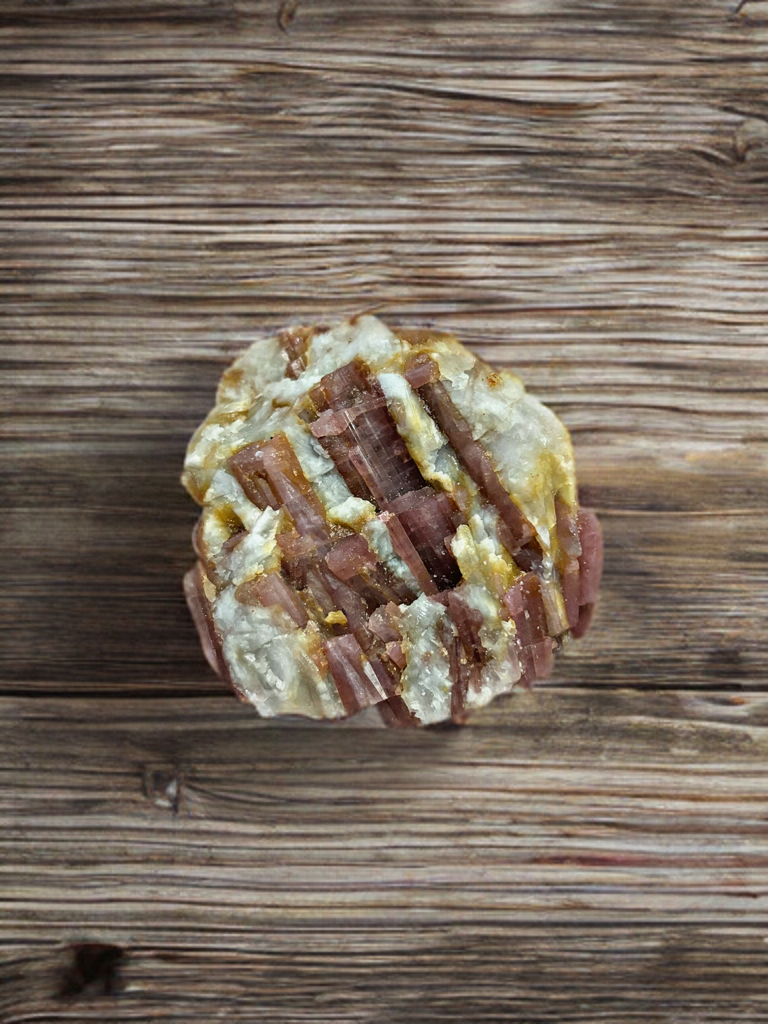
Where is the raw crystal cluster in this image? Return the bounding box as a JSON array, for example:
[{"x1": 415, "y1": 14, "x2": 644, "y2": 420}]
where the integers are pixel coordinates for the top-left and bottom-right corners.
[{"x1": 182, "y1": 316, "x2": 602, "y2": 726}]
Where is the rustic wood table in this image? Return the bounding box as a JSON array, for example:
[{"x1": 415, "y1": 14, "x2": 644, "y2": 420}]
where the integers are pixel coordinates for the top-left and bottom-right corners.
[{"x1": 2, "y1": 0, "x2": 768, "y2": 1019}]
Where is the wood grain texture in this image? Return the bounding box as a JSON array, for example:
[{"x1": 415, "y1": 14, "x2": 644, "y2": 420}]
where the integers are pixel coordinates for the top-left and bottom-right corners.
[
  {"x1": 1, "y1": 0, "x2": 768, "y2": 1018},
  {"x1": 3, "y1": 692, "x2": 768, "y2": 1020}
]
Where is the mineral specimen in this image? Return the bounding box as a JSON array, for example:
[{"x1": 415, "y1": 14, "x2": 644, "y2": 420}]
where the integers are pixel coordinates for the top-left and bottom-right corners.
[{"x1": 182, "y1": 316, "x2": 603, "y2": 725}]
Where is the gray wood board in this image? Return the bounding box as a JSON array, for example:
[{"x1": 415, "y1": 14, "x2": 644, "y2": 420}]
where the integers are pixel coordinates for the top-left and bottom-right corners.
[{"x1": 1, "y1": 0, "x2": 767, "y2": 1019}]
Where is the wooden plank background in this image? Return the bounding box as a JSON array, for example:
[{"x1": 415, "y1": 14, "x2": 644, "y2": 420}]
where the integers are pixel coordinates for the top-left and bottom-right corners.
[{"x1": 2, "y1": 0, "x2": 768, "y2": 1019}]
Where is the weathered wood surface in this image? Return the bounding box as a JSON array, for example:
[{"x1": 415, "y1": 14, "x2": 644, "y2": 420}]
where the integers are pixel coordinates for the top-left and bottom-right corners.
[
  {"x1": 1, "y1": 0, "x2": 768, "y2": 1019},
  {"x1": 4, "y1": 692, "x2": 768, "y2": 1021}
]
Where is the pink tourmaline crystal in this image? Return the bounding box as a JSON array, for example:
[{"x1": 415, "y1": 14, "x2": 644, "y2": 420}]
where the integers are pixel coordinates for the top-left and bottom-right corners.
[{"x1": 182, "y1": 316, "x2": 603, "y2": 725}]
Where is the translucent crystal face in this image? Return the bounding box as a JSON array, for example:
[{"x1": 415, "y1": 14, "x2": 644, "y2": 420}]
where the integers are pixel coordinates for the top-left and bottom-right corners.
[{"x1": 182, "y1": 316, "x2": 602, "y2": 726}]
